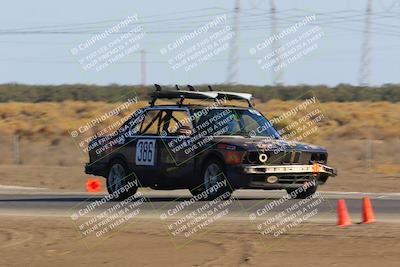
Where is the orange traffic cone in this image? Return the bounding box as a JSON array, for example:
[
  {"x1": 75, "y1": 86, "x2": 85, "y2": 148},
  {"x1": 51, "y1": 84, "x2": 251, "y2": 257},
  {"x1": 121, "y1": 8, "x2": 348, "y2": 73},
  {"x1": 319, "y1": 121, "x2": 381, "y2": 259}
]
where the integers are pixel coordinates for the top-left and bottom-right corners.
[
  {"x1": 362, "y1": 197, "x2": 375, "y2": 224},
  {"x1": 86, "y1": 178, "x2": 102, "y2": 193},
  {"x1": 337, "y1": 199, "x2": 352, "y2": 227}
]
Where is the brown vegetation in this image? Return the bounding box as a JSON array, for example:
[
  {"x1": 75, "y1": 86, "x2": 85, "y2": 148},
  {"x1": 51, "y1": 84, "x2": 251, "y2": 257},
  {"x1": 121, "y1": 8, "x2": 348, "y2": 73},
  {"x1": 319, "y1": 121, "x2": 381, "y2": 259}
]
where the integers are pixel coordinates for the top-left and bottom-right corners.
[
  {"x1": 0, "y1": 100, "x2": 398, "y2": 140},
  {"x1": 0, "y1": 101, "x2": 398, "y2": 192}
]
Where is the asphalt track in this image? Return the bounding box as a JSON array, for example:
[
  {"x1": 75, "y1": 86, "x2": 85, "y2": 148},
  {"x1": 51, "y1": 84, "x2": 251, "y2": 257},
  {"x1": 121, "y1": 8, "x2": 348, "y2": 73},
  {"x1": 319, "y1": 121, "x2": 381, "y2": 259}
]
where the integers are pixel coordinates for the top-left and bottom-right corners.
[{"x1": 0, "y1": 187, "x2": 399, "y2": 223}]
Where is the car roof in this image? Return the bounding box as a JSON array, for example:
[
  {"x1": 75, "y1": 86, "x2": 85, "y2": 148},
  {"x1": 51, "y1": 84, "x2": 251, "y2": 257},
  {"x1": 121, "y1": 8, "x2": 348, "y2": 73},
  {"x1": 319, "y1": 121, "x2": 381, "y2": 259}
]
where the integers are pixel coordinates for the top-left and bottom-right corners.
[{"x1": 145, "y1": 105, "x2": 253, "y2": 110}]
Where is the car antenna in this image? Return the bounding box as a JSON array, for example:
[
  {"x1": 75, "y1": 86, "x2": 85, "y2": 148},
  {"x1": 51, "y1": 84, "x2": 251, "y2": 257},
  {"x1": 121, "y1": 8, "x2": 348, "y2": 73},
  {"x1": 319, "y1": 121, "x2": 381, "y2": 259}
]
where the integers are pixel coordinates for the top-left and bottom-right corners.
[
  {"x1": 175, "y1": 84, "x2": 180, "y2": 91},
  {"x1": 208, "y1": 85, "x2": 213, "y2": 91},
  {"x1": 187, "y1": 85, "x2": 196, "y2": 91},
  {"x1": 154, "y1": 84, "x2": 162, "y2": 91}
]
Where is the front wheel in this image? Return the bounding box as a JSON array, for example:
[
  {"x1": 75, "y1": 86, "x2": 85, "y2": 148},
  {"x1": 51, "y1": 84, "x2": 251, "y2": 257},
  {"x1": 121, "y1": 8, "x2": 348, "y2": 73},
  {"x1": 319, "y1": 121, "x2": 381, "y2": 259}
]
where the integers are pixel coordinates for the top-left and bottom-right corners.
[
  {"x1": 190, "y1": 159, "x2": 233, "y2": 201},
  {"x1": 107, "y1": 160, "x2": 138, "y2": 200},
  {"x1": 286, "y1": 184, "x2": 318, "y2": 199}
]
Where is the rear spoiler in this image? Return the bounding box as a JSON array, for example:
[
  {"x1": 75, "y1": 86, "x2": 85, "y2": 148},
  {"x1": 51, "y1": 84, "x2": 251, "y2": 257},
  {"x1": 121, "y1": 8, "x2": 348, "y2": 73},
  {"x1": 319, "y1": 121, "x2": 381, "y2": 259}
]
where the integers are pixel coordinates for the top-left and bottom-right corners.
[{"x1": 149, "y1": 84, "x2": 254, "y2": 107}]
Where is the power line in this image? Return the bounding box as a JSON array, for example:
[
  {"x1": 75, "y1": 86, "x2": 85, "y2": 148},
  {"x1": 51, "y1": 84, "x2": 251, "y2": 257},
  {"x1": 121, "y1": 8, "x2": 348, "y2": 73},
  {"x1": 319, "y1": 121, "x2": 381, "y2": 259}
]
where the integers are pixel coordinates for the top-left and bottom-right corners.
[{"x1": 1, "y1": 10, "x2": 400, "y2": 37}]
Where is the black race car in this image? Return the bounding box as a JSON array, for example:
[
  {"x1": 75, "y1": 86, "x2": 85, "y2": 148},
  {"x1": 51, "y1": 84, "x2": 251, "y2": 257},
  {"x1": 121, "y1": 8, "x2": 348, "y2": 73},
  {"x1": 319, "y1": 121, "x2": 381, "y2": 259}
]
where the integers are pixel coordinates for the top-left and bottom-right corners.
[{"x1": 85, "y1": 85, "x2": 336, "y2": 200}]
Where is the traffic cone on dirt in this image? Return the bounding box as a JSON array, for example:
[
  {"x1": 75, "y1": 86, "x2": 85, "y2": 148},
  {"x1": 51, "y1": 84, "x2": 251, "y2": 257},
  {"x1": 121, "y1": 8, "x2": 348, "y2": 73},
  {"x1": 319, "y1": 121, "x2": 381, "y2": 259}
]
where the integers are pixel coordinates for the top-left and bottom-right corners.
[
  {"x1": 362, "y1": 197, "x2": 375, "y2": 224},
  {"x1": 337, "y1": 199, "x2": 352, "y2": 227}
]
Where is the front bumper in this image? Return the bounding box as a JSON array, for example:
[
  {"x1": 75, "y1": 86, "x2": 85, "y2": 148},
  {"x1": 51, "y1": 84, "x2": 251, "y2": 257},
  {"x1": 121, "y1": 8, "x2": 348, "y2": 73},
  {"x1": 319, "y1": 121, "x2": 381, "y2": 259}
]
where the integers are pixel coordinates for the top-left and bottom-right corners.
[
  {"x1": 226, "y1": 163, "x2": 337, "y2": 189},
  {"x1": 85, "y1": 164, "x2": 95, "y2": 175},
  {"x1": 243, "y1": 163, "x2": 337, "y2": 176},
  {"x1": 85, "y1": 163, "x2": 107, "y2": 177}
]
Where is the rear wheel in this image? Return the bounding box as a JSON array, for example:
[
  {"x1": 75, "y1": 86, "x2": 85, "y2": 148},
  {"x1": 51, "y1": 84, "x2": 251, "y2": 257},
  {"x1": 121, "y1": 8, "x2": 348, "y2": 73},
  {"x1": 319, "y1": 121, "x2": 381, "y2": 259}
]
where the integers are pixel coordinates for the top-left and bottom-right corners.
[
  {"x1": 190, "y1": 159, "x2": 233, "y2": 200},
  {"x1": 107, "y1": 160, "x2": 138, "y2": 200},
  {"x1": 286, "y1": 184, "x2": 318, "y2": 199}
]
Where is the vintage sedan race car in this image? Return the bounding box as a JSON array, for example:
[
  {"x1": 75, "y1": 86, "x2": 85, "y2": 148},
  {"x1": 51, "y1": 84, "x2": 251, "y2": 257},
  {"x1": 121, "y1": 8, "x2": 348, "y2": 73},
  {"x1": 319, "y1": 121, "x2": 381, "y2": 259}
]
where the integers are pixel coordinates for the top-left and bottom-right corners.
[{"x1": 85, "y1": 85, "x2": 337, "y2": 200}]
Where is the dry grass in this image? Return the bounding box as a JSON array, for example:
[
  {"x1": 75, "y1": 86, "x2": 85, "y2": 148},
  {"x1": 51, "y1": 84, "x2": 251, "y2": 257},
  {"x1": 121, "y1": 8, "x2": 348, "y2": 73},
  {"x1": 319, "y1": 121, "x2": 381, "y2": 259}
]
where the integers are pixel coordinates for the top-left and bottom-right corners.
[
  {"x1": 1, "y1": 100, "x2": 398, "y2": 140},
  {"x1": 0, "y1": 101, "x2": 398, "y2": 192}
]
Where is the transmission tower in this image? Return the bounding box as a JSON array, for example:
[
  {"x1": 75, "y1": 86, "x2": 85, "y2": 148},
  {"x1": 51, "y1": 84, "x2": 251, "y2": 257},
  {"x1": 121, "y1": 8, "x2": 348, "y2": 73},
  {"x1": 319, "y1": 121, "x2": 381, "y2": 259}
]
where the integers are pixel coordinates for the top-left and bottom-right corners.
[
  {"x1": 226, "y1": 0, "x2": 240, "y2": 84},
  {"x1": 270, "y1": 0, "x2": 283, "y2": 85},
  {"x1": 359, "y1": 0, "x2": 372, "y2": 86},
  {"x1": 140, "y1": 49, "x2": 146, "y2": 86}
]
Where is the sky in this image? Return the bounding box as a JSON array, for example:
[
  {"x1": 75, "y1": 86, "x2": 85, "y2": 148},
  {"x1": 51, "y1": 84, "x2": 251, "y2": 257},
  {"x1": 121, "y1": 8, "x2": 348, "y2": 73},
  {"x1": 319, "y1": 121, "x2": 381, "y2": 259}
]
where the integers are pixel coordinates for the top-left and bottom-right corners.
[{"x1": 0, "y1": 0, "x2": 399, "y2": 86}]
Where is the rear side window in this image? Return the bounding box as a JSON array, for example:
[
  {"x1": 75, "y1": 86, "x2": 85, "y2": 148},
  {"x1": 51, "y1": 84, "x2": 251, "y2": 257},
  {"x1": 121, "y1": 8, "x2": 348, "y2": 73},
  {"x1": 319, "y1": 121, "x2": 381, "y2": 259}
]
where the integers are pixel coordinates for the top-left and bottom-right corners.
[
  {"x1": 140, "y1": 110, "x2": 162, "y2": 135},
  {"x1": 167, "y1": 110, "x2": 193, "y2": 135}
]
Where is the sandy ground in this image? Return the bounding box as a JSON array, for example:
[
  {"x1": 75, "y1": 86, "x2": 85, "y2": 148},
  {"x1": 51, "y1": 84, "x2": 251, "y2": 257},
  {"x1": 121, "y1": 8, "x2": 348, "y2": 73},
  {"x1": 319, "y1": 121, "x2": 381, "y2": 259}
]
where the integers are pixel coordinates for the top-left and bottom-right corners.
[{"x1": 0, "y1": 217, "x2": 399, "y2": 267}]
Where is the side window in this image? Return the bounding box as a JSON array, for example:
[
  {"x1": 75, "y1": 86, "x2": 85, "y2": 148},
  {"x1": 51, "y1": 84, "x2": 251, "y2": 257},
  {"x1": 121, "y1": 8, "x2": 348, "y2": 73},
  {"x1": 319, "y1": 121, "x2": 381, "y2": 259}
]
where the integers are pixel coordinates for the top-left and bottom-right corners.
[
  {"x1": 241, "y1": 114, "x2": 255, "y2": 132},
  {"x1": 200, "y1": 109, "x2": 240, "y2": 134},
  {"x1": 158, "y1": 111, "x2": 169, "y2": 135},
  {"x1": 225, "y1": 111, "x2": 241, "y2": 134},
  {"x1": 167, "y1": 110, "x2": 192, "y2": 135},
  {"x1": 140, "y1": 110, "x2": 162, "y2": 135},
  {"x1": 127, "y1": 110, "x2": 145, "y2": 137}
]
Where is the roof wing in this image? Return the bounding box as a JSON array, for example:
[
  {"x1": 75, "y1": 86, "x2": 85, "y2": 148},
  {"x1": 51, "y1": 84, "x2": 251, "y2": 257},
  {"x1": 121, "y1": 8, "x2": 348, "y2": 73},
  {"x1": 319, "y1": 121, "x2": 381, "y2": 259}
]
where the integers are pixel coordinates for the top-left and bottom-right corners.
[
  {"x1": 149, "y1": 85, "x2": 253, "y2": 107},
  {"x1": 215, "y1": 91, "x2": 253, "y2": 101}
]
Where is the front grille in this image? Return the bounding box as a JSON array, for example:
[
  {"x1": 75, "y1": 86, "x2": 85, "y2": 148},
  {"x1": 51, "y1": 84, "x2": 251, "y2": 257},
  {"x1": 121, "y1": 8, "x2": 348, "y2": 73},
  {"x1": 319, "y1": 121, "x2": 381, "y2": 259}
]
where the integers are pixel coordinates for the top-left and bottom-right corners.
[
  {"x1": 310, "y1": 153, "x2": 327, "y2": 164},
  {"x1": 243, "y1": 151, "x2": 310, "y2": 165},
  {"x1": 267, "y1": 152, "x2": 286, "y2": 164},
  {"x1": 283, "y1": 152, "x2": 292, "y2": 163},
  {"x1": 278, "y1": 176, "x2": 311, "y2": 184},
  {"x1": 293, "y1": 151, "x2": 301, "y2": 163},
  {"x1": 251, "y1": 175, "x2": 312, "y2": 185},
  {"x1": 278, "y1": 151, "x2": 307, "y2": 164}
]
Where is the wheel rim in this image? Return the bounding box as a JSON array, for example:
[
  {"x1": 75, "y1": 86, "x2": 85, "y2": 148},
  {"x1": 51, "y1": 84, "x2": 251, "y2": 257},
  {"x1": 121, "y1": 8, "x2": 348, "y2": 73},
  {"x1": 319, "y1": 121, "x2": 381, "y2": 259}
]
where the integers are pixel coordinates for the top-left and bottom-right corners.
[
  {"x1": 204, "y1": 163, "x2": 221, "y2": 191},
  {"x1": 108, "y1": 163, "x2": 126, "y2": 192}
]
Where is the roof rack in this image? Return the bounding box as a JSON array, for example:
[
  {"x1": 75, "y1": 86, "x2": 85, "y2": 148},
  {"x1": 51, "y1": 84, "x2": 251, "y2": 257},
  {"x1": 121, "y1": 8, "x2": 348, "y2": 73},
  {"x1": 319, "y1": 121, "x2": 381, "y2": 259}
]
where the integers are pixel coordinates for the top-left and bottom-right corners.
[{"x1": 149, "y1": 84, "x2": 254, "y2": 107}]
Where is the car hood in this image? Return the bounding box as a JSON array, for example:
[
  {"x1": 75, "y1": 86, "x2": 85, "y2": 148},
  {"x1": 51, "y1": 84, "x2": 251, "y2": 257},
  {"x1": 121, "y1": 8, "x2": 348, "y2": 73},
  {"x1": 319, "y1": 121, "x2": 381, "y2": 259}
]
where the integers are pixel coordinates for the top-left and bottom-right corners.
[{"x1": 213, "y1": 136, "x2": 326, "y2": 152}]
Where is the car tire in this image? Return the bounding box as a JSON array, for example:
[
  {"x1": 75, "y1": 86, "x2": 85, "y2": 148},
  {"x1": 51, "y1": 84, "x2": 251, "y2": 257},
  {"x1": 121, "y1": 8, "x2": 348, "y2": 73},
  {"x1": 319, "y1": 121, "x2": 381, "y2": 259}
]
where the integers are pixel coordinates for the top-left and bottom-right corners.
[
  {"x1": 286, "y1": 184, "x2": 318, "y2": 199},
  {"x1": 106, "y1": 159, "x2": 138, "y2": 200},
  {"x1": 190, "y1": 158, "x2": 233, "y2": 201}
]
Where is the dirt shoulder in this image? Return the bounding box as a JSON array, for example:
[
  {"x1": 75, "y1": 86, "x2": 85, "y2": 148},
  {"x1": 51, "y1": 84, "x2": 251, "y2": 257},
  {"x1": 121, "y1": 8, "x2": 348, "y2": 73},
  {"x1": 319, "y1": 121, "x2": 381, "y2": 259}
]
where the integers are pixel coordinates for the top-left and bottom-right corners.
[{"x1": 0, "y1": 216, "x2": 399, "y2": 267}]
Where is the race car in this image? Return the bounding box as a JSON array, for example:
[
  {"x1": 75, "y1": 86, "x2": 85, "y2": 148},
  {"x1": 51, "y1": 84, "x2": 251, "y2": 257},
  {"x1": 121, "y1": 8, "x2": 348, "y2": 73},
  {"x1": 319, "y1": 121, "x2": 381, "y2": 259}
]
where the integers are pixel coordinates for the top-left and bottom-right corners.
[{"x1": 85, "y1": 85, "x2": 337, "y2": 200}]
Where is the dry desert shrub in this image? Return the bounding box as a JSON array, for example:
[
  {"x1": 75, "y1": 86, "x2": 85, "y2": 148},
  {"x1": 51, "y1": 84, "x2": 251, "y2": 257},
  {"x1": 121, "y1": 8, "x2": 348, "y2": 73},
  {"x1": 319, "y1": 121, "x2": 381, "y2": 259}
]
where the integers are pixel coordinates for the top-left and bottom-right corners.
[{"x1": 0, "y1": 100, "x2": 398, "y2": 141}]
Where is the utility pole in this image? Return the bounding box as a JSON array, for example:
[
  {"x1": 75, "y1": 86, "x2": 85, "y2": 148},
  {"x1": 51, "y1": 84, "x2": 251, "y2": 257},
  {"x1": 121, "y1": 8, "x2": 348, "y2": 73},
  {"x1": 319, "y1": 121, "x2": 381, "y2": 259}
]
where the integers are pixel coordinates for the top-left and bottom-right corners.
[
  {"x1": 270, "y1": 0, "x2": 283, "y2": 85},
  {"x1": 359, "y1": 0, "x2": 372, "y2": 86},
  {"x1": 226, "y1": 0, "x2": 240, "y2": 84},
  {"x1": 13, "y1": 134, "x2": 21, "y2": 165},
  {"x1": 140, "y1": 49, "x2": 146, "y2": 86}
]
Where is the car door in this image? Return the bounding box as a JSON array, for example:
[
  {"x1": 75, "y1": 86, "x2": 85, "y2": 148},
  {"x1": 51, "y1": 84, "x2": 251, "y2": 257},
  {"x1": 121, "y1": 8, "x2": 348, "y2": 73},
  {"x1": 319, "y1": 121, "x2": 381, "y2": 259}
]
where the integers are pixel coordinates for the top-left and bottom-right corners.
[
  {"x1": 130, "y1": 108, "x2": 166, "y2": 184},
  {"x1": 158, "y1": 108, "x2": 195, "y2": 183}
]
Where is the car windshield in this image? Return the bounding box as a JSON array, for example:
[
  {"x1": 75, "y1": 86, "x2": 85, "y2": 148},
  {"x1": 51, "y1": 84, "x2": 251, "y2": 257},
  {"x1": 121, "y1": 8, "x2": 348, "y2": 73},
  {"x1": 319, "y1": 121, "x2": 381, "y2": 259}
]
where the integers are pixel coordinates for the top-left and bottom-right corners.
[{"x1": 193, "y1": 108, "x2": 280, "y2": 139}]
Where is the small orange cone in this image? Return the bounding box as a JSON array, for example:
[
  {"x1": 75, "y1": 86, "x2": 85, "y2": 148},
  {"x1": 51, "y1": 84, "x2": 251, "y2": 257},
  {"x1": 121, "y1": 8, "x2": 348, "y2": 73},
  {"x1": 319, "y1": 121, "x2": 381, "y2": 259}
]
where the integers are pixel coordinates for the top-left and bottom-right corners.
[
  {"x1": 337, "y1": 199, "x2": 352, "y2": 227},
  {"x1": 362, "y1": 197, "x2": 375, "y2": 224},
  {"x1": 86, "y1": 178, "x2": 102, "y2": 193}
]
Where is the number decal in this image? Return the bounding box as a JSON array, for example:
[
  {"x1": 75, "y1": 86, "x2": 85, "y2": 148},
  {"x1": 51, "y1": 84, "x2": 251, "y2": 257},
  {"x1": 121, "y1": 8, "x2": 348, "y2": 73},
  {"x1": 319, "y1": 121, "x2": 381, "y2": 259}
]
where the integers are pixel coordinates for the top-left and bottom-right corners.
[{"x1": 136, "y1": 139, "x2": 156, "y2": 166}]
